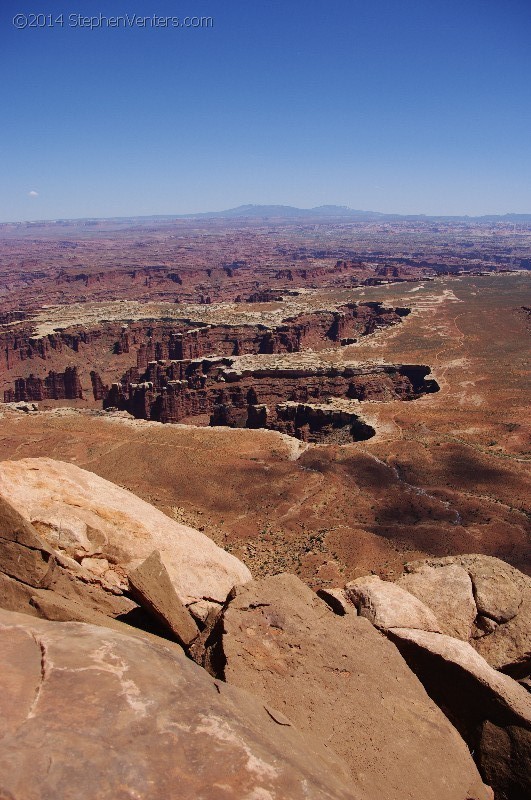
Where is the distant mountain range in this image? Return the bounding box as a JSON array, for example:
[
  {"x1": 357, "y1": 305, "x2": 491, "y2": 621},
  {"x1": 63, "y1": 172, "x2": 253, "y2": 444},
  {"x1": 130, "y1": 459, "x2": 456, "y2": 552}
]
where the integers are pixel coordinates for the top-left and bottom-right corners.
[
  {"x1": 185, "y1": 204, "x2": 364, "y2": 219},
  {"x1": 3, "y1": 205, "x2": 531, "y2": 227},
  {"x1": 173, "y1": 205, "x2": 531, "y2": 222},
  {"x1": 169, "y1": 205, "x2": 531, "y2": 223}
]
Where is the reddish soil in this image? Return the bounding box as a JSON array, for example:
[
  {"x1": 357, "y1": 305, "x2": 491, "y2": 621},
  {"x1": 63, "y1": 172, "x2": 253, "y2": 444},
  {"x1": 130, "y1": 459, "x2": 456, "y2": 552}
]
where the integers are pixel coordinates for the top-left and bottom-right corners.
[
  {"x1": 0, "y1": 273, "x2": 529, "y2": 584},
  {"x1": 0, "y1": 217, "x2": 529, "y2": 585}
]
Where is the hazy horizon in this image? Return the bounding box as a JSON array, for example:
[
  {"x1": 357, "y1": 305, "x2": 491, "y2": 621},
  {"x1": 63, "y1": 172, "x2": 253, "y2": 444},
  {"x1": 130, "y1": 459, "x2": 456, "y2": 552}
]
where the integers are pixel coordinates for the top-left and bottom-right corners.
[{"x1": 3, "y1": 203, "x2": 531, "y2": 227}]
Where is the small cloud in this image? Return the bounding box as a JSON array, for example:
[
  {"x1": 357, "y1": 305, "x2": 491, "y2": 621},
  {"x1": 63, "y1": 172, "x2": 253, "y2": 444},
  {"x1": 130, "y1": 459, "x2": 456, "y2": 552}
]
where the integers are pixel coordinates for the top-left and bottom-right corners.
[{"x1": 28, "y1": 190, "x2": 39, "y2": 197}]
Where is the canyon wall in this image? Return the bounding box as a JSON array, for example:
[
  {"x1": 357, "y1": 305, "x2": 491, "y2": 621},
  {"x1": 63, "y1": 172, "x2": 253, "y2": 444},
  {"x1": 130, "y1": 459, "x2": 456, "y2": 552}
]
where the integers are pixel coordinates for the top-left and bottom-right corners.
[
  {"x1": 102, "y1": 359, "x2": 438, "y2": 442},
  {"x1": 3, "y1": 366, "x2": 83, "y2": 403},
  {"x1": 0, "y1": 303, "x2": 409, "y2": 403}
]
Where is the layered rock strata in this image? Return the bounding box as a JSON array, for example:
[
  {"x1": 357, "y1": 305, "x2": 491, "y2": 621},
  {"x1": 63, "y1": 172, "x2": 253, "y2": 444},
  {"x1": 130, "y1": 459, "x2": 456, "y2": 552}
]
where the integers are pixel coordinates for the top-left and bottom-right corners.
[
  {"x1": 3, "y1": 366, "x2": 83, "y2": 402},
  {"x1": 1, "y1": 301, "x2": 409, "y2": 401},
  {"x1": 103, "y1": 359, "x2": 438, "y2": 441}
]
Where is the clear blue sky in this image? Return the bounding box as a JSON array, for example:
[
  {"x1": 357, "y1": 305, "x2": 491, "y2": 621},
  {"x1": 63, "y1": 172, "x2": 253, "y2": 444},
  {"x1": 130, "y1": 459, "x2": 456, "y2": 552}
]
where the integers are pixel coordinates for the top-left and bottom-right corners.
[{"x1": 1, "y1": 0, "x2": 530, "y2": 221}]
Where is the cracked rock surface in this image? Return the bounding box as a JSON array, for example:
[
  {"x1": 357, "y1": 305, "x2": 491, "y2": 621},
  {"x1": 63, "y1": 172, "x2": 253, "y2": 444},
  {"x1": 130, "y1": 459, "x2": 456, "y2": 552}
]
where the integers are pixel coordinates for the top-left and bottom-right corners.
[
  {"x1": 399, "y1": 556, "x2": 531, "y2": 677},
  {"x1": 218, "y1": 573, "x2": 491, "y2": 800},
  {"x1": 0, "y1": 607, "x2": 360, "y2": 800}
]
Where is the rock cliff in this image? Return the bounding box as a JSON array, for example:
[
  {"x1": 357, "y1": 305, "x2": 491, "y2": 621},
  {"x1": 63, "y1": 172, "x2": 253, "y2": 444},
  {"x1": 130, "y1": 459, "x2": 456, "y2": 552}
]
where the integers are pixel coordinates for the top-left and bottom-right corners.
[
  {"x1": 103, "y1": 358, "x2": 438, "y2": 441},
  {"x1": 0, "y1": 302, "x2": 410, "y2": 404}
]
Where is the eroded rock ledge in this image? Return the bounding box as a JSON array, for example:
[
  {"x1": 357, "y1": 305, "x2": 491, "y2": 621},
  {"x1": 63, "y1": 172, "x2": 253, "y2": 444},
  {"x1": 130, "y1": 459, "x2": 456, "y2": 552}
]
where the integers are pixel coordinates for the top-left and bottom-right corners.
[
  {"x1": 1, "y1": 301, "x2": 410, "y2": 401},
  {"x1": 101, "y1": 359, "x2": 438, "y2": 442},
  {"x1": 0, "y1": 300, "x2": 438, "y2": 443}
]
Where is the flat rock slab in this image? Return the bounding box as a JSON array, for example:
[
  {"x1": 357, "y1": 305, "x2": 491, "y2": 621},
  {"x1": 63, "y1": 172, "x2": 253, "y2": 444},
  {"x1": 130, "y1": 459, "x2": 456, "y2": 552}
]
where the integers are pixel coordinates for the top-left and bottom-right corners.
[
  {"x1": 221, "y1": 573, "x2": 491, "y2": 800},
  {"x1": 0, "y1": 607, "x2": 359, "y2": 800},
  {"x1": 28, "y1": 588, "x2": 185, "y2": 652},
  {"x1": 128, "y1": 549, "x2": 199, "y2": 646},
  {"x1": 398, "y1": 563, "x2": 476, "y2": 639},
  {"x1": 345, "y1": 574, "x2": 442, "y2": 632},
  {"x1": 0, "y1": 457, "x2": 251, "y2": 605}
]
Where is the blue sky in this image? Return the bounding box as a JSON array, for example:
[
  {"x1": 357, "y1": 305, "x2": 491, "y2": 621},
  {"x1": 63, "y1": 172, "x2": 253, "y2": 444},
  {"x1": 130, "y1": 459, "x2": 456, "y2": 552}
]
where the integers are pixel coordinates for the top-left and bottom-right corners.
[{"x1": 1, "y1": 0, "x2": 530, "y2": 221}]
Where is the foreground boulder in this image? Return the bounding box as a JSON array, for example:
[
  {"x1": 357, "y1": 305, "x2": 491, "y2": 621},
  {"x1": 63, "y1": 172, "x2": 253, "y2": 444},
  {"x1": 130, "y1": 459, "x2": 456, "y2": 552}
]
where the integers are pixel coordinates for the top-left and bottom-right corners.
[
  {"x1": 388, "y1": 628, "x2": 531, "y2": 800},
  {"x1": 397, "y1": 563, "x2": 477, "y2": 639},
  {"x1": 0, "y1": 607, "x2": 359, "y2": 800},
  {"x1": 0, "y1": 457, "x2": 251, "y2": 605},
  {"x1": 0, "y1": 494, "x2": 206, "y2": 654},
  {"x1": 398, "y1": 556, "x2": 531, "y2": 678},
  {"x1": 0, "y1": 491, "x2": 206, "y2": 647},
  {"x1": 219, "y1": 573, "x2": 491, "y2": 800},
  {"x1": 0, "y1": 494, "x2": 137, "y2": 621},
  {"x1": 345, "y1": 574, "x2": 442, "y2": 632}
]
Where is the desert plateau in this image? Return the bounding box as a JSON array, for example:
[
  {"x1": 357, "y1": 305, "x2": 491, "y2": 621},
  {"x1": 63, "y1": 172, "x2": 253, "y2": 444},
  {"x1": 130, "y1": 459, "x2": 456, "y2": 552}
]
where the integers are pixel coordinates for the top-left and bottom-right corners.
[{"x1": 0, "y1": 212, "x2": 530, "y2": 799}]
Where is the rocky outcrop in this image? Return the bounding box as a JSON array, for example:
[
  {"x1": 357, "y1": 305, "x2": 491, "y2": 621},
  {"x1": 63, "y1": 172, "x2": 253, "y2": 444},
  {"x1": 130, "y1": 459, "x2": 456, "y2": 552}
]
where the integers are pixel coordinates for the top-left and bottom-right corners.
[
  {"x1": 0, "y1": 492, "x2": 138, "y2": 622},
  {"x1": 466, "y1": 556, "x2": 526, "y2": 624},
  {"x1": 0, "y1": 458, "x2": 251, "y2": 606},
  {"x1": 3, "y1": 456, "x2": 528, "y2": 799},
  {"x1": 0, "y1": 303, "x2": 409, "y2": 398},
  {"x1": 399, "y1": 556, "x2": 531, "y2": 678},
  {"x1": 387, "y1": 628, "x2": 531, "y2": 800},
  {"x1": 218, "y1": 573, "x2": 491, "y2": 800},
  {"x1": 0, "y1": 608, "x2": 359, "y2": 800},
  {"x1": 3, "y1": 366, "x2": 83, "y2": 402},
  {"x1": 397, "y1": 563, "x2": 477, "y2": 639},
  {"x1": 0, "y1": 481, "x2": 234, "y2": 654},
  {"x1": 104, "y1": 358, "x2": 438, "y2": 440},
  {"x1": 0, "y1": 325, "x2": 118, "y2": 377},
  {"x1": 271, "y1": 402, "x2": 376, "y2": 442},
  {"x1": 341, "y1": 561, "x2": 531, "y2": 800},
  {"x1": 474, "y1": 609, "x2": 531, "y2": 680},
  {"x1": 90, "y1": 369, "x2": 108, "y2": 400}
]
